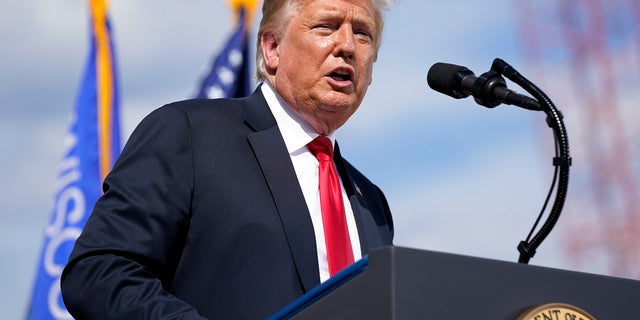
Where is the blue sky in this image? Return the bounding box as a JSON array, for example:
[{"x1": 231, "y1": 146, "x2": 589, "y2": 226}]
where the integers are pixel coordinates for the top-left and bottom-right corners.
[{"x1": 2, "y1": 1, "x2": 639, "y2": 318}]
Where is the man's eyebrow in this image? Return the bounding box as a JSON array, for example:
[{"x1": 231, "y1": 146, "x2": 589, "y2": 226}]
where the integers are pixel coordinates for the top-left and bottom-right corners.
[
  {"x1": 312, "y1": 8, "x2": 375, "y2": 23},
  {"x1": 312, "y1": 9, "x2": 342, "y2": 21}
]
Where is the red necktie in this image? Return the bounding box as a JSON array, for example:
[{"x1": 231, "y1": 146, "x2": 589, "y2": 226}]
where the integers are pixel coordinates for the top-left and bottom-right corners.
[{"x1": 308, "y1": 136, "x2": 354, "y2": 276}]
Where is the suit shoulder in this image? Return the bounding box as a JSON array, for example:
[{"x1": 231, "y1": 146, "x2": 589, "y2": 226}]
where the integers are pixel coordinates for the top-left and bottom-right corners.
[
  {"x1": 139, "y1": 97, "x2": 247, "y2": 126},
  {"x1": 162, "y1": 97, "x2": 245, "y2": 116}
]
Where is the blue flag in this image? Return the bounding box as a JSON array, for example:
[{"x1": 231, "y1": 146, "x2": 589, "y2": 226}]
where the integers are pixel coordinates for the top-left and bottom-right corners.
[
  {"x1": 194, "y1": 7, "x2": 253, "y2": 98},
  {"x1": 27, "y1": 0, "x2": 121, "y2": 318}
]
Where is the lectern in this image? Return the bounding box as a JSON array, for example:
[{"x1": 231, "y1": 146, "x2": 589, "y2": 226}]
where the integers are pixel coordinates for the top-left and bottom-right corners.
[{"x1": 270, "y1": 246, "x2": 640, "y2": 319}]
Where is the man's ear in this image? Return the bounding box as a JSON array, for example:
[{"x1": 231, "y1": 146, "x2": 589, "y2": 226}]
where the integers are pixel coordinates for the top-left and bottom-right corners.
[{"x1": 261, "y1": 31, "x2": 280, "y2": 73}]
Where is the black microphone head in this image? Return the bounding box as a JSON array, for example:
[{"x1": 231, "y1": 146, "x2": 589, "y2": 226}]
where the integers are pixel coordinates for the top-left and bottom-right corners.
[{"x1": 427, "y1": 62, "x2": 474, "y2": 99}]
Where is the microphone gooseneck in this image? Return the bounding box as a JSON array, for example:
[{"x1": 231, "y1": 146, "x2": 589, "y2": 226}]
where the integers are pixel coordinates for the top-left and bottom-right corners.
[{"x1": 426, "y1": 58, "x2": 571, "y2": 264}]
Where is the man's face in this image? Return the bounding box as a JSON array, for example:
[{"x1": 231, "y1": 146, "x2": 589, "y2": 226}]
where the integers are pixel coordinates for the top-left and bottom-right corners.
[{"x1": 262, "y1": 0, "x2": 379, "y2": 135}]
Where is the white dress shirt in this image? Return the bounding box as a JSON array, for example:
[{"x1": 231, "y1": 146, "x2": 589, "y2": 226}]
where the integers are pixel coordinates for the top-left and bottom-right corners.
[{"x1": 260, "y1": 82, "x2": 362, "y2": 283}]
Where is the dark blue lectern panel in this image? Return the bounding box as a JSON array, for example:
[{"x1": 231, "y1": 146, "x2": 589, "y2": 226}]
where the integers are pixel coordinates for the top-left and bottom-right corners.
[{"x1": 268, "y1": 257, "x2": 369, "y2": 320}]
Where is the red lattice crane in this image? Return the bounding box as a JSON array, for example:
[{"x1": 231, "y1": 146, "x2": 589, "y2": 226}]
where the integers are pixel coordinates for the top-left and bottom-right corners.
[{"x1": 511, "y1": 0, "x2": 640, "y2": 279}]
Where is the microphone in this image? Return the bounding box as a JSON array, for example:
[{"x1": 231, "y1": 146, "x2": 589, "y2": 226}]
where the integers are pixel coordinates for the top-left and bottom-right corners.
[
  {"x1": 427, "y1": 58, "x2": 571, "y2": 265},
  {"x1": 427, "y1": 62, "x2": 541, "y2": 111}
]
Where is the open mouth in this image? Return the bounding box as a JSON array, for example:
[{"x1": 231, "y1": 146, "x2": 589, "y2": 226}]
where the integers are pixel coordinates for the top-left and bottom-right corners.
[{"x1": 329, "y1": 69, "x2": 353, "y2": 82}]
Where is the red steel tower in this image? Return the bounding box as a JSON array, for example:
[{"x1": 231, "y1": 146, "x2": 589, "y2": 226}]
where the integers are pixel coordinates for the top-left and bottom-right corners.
[{"x1": 512, "y1": 0, "x2": 640, "y2": 278}]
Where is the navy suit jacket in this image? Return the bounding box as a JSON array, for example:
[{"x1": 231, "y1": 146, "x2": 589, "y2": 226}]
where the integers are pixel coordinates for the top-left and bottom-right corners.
[{"x1": 61, "y1": 88, "x2": 394, "y2": 319}]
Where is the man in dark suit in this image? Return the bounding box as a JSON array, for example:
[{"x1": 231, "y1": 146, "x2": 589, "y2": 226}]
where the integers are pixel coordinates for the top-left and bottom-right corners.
[{"x1": 61, "y1": 0, "x2": 395, "y2": 319}]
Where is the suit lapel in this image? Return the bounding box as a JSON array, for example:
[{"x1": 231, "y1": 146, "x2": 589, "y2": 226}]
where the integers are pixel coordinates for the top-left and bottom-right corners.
[
  {"x1": 243, "y1": 89, "x2": 320, "y2": 292},
  {"x1": 333, "y1": 142, "x2": 371, "y2": 255}
]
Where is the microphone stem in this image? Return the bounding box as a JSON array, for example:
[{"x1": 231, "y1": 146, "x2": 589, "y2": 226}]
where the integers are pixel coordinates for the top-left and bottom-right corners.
[{"x1": 494, "y1": 58, "x2": 572, "y2": 264}]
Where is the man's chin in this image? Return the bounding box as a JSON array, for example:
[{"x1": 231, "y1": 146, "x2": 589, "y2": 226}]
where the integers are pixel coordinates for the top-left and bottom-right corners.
[{"x1": 319, "y1": 91, "x2": 359, "y2": 109}]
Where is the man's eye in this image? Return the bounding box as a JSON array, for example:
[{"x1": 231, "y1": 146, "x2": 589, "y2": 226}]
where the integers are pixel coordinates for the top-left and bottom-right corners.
[
  {"x1": 355, "y1": 29, "x2": 373, "y2": 42},
  {"x1": 314, "y1": 24, "x2": 334, "y2": 31}
]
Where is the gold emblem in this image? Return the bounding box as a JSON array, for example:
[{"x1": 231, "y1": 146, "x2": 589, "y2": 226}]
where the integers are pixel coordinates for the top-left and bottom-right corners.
[{"x1": 517, "y1": 303, "x2": 596, "y2": 320}]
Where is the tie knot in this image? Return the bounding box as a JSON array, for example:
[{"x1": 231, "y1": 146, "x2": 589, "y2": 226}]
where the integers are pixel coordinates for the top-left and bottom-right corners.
[{"x1": 308, "y1": 136, "x2": 334, "y2": 161}]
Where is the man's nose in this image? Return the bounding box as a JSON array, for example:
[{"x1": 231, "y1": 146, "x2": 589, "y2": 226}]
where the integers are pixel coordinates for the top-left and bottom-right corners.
[{"x1": 333, "y1": 25, "x2": 356, "y2": 58}]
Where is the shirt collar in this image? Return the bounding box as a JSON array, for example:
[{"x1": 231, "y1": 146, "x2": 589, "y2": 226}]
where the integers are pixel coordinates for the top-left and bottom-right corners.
[{"x1": 260, "y1": 81, "x2": 337, "y2": 153}]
